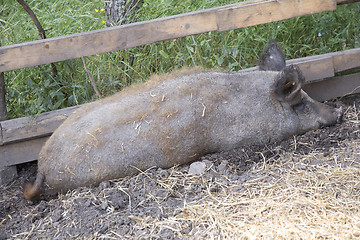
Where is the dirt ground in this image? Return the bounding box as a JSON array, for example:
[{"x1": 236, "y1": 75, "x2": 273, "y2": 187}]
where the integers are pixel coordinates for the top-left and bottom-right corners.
[{"x1": 1, "y1": 94, "x2": 360, "y2": 239}]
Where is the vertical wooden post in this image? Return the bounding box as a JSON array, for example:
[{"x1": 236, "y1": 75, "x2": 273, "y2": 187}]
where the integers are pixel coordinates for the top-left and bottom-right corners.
[
  {"x1": 0, "y1": 64, "x2": 17, "y2": 185},
  {"x1": 0, "y1": 72, "x2": 7, "y2": 121},
  {"x1": 0, "y1": 40, "x2": 8, "y2": 121}
]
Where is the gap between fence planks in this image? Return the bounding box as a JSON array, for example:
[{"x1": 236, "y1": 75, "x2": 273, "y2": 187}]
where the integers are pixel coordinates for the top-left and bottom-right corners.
[{"x1": 0, "y1": 0, "x2": 341, "y2": 72}]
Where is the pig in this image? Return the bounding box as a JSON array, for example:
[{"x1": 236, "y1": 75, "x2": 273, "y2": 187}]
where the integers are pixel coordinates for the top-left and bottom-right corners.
[{"x1": 24, "y1": 42, "x2": 343, "y2": 200}]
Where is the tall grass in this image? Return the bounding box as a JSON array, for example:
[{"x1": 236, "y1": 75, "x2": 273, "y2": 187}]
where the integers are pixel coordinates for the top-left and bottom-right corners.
[{"x1": 1, "y1": 0, "x2": 359, "y2": 118}]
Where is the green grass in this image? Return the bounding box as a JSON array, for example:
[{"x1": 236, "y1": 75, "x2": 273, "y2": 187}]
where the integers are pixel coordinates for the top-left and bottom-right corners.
[{"x1": 1, "y1": 0, "x2": 359, "y2": 119}]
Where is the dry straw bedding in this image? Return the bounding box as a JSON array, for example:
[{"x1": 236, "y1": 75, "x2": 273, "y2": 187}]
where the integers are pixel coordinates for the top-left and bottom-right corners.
[{"x1": 1, "y1": 95, "x2": 360, "y2": 239}]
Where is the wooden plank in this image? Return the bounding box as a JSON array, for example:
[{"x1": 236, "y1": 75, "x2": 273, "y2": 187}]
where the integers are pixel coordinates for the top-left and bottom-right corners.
[
  {"x1": 332, "y1": 48, "x2": 360, "y2": 73},
  {"x1": 0, "y1": 137, "x2": 48, "y2": 167},
  {"x1": 287, "y1": 56, "x2": 335, "y2": 81},
  {"x1": 0, "y1": 9, "x2": 218, "y2": 72},
  {"x1": 286, "y1": 48, "x2": 360, "y2": 74},
  {"x1": 290, "y1": 48, "x2": 360, "y2": 75},
  {"x1": 241, "y1": 55, "x2": 336, "y2": 81},
  {"x1": 0, "y1": 0, "x2": 338, "y2": 72},
  {"x1": 303, "y1": 72, "x2": 360, "y2": 101},
  {"x1": 0, "y1": 105, "x2": 79, "y2": 145},
  {"x1": 243, "y1": 47, "x2": 360, "y2": 78},
  {"x1": 216, "y1": 0, "x2": 336, "y2": 31}
]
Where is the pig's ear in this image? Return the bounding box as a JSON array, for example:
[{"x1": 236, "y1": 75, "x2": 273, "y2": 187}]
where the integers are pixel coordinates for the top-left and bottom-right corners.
[
  {"x1": 273, "y1": 65, "x2": 305, "y2": 105},
  {"x1": 258, "y1": 41, "x2": 286, "y2": 71}
]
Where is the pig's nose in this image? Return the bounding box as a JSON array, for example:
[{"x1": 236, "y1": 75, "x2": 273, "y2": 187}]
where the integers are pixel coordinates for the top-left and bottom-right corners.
[
  {"x1": 335, "y1": 106, "x2": 343, "y2": 123},
  {"x1": 324, "y1": 101, "x2": 344, "y2": 124}
]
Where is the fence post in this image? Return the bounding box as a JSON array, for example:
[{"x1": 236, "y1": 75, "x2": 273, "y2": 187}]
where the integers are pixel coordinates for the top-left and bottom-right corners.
[
  {"x1": 0, "y1": 72, "x2": 7, "y2": 121},
  {"x1": 0, "y1": 39, "x2": 8, "y2": 121},
  {"x1": 0, "y1": 67, "x2": 17, "y2": 184}
]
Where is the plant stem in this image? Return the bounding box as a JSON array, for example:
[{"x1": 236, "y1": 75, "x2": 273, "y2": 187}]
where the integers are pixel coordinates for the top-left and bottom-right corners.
[
  {"x1": 81, "y1": 57, "x2": 103, "y2": 99},
  {"x1": 17, "y1": 0, "x2": 58, "y2": 77}
]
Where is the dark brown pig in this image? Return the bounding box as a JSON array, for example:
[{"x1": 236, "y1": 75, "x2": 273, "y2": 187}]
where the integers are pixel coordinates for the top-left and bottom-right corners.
[{"x1": 24, "y1": 42, "x2": 342, "y2": 200}]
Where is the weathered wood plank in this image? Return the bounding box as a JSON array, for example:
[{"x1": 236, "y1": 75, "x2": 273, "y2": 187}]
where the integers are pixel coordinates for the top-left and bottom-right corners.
[
  {"x1": 0, "y1": 106, "x2": 79, "y2": 145},
  {"x1": 0, "y1": 0, "x2": 338, "y2": 72},
  {"x1": 288, "y1": 48, "x2": 360, "y2": 74},
  {"x1": 287, "y1": 56, "x2": 335, "y2": 81},
  {"x1": 242, "y1": 56, "x2": 335, "y2": 81},
  {"x1": 243, "y1": 47, "x2": 360, "y2": 79},
  {"x1": 332, "y1": 48, "x2": 360, "y2": 73},
  {"x1": 0, "y1": 9, "x2": 218, "y2": 72},
  {"x1": 216, "y1": 0, "x2": 336, "y2": 31},
  {"x1": 0, "y1": 137, "x2": 48, "y2": 167},
  {"x1": 303, "y1": 72, "x2": 360, "y2": 102}
]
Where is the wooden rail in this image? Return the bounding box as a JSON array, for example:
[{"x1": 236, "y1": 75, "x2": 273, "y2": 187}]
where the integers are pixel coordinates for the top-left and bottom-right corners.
[{"x1": 0, "y1": 0, "x2": 349, "y2": 72}]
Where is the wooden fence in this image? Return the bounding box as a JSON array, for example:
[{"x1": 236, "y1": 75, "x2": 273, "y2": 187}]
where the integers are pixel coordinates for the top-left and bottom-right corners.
[
  {"x1": 0, "y1": 0, "x2": 349, "y2": 72},
  {"x1": 1, "y1": 0, "x2": 360, "y2": 183}
]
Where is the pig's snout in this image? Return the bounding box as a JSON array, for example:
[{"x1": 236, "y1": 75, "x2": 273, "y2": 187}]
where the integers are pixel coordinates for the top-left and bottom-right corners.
[
  {"x1": 318, "y1": 102, "x2": 344, "y2": 128},
  {"x1": 335, "y1": 106, "x2": 343, "y2": 124},
  {"x1": 324, "y1": 102, "x2": 344, "y2": 124}
]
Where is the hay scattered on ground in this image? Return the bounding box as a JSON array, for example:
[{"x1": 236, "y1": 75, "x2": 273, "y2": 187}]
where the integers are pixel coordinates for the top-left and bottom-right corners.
[{"x1": 168, "y1": 146, "x2": 360, "y2": 239}]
